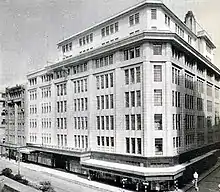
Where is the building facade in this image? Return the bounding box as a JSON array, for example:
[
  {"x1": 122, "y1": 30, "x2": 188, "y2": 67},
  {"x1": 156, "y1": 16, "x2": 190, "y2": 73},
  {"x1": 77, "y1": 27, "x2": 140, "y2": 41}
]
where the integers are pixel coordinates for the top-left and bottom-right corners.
[
  {"x1": 0, "y1": 91, "x2": 6, "y2": 143},
  {"x1": 26, "y1": 0, "x2": 220, "y2": 190},
  {"x1": 5, "y1": 85, "x2": 26, "y2": 147}
]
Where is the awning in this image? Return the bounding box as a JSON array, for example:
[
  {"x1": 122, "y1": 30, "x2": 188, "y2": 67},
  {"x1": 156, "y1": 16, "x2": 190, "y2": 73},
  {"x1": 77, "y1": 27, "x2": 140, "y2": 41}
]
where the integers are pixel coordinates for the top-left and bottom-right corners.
[
  {"x1": 81, "y1": 159, "x2": 185, "y2": 178},
  {"x1": 19, "y1": 148, "x2": 35, "y2": 154}
]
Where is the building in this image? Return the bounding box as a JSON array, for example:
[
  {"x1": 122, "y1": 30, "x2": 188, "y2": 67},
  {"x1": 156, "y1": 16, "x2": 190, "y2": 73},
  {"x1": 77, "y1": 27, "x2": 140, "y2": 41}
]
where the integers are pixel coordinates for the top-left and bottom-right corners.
[
  {"x1": 0, "y1": 91, "x2": 6, "y2": 143},
  {"x1": 3, "y1": 85, "x2": 26, "y2": 159},
  {"x1": 26, "y1": 0, "x2": 220, "y2": 190}
]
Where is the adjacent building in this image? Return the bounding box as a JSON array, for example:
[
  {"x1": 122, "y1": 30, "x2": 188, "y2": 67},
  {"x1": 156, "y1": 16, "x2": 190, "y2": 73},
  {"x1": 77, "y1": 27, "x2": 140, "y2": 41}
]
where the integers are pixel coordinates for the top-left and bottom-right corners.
[
  {"x1": 0, "y1": 91, "x2": 6, "y2": 143},
  {"x1": 26, "y1": 0, "x2": 220, "y2": 190},
  {"x1": 5, "y1": 85, "x2": 26, "y2": 148}
]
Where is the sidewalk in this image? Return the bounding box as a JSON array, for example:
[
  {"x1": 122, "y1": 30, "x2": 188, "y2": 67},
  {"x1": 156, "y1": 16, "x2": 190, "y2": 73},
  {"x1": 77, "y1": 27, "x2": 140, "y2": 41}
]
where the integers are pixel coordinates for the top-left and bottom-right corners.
[
  {"x1": 2, "y1": 158, "x2": 131, "y2": 192},
  {"x1": 183, "y1": 158, "x2": 220, "y2": 191}
]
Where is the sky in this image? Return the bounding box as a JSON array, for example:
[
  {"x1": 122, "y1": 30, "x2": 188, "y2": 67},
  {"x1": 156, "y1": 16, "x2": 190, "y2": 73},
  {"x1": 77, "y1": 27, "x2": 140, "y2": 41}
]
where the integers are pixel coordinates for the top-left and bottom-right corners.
[{"x1": 0, "y1": 0, "x2": 219, "y2": 89}]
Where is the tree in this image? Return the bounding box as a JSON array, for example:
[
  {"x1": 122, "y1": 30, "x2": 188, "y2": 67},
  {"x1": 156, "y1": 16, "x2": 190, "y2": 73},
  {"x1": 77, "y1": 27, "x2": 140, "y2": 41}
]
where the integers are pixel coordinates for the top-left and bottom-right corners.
[{"x1": 39, "y1": 181, "x2": 55, "y2": 192}]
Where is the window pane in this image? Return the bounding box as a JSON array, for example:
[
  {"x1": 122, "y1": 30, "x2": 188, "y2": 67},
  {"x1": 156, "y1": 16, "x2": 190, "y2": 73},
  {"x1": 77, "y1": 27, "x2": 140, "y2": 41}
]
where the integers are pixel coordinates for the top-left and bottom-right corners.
[
  {"x1": 154, "y1": 89, "x2": 162, "y2": 106},
  {"x1": 154, "y1": 65, "x2": 162, "y2": 82}
]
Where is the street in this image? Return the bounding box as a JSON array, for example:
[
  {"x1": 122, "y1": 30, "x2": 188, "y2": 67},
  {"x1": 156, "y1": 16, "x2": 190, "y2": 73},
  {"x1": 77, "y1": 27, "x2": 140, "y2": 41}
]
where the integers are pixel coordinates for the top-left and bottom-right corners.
[
  {"x1": 0, "y1": 158, "x2": 100, "y2": 192},
  {"x1": 187, "y1": 166, "x2": 220, "y2": 192}
]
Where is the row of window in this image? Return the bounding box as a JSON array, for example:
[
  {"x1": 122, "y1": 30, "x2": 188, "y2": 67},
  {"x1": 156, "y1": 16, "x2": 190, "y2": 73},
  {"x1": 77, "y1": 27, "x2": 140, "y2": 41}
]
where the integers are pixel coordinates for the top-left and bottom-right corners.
[
  {"x1": 29, "y1": 105, "x2": 37, "y2": 114},
  {"x1": 42, "y1": 133, "x2": 52, "y2": 144},
  {"x1": 42, "y1": 102, "x2": 52, "y2": 113},
  {"x1": 79, "y1": 33, "x2": 93, "y2": 46},
  {"x1": 173, "y1": 137, "x2": 181, "y2": 148},
  {"x1": 97, "y1": 116, "x2": 114, "y2": 130},
  {"x1": 29, "y1": 134, "x2": 37, "y2": 143},
  {"x1": 57, "y1": 118, "x2": 67, "y2": 129},
  {"x1": 74, "y1": 116, "x2": 88, "y2": 130},
  {"x1": 97, "y1": 136, "x2": 114, "y2": 147},
  {"x1": 172, "y1": 114, "x2": 181, "y2": 130},
  {"x1": 125, "y1": 137, "x2": 141, "y2": 154},
  {"x1": 125, "y1": 90, "x2": 141, "y2": 108},
  {"x1": 62, "y1": 42, "x2": 72, "y2": 53},
  {"x1": 73, "y1": 79, "x2": 88, "y2": 93},
  {"x1": 172, "y1": 91, "x2": 180, "y2": 108},
  {"x1": 29, "y1": 90, "x2": 37, "y2": 100},
  {"x1": 124, "y1": 47, "x2": 140, "y2": 60},
  {"x1": 125, "y1": 114, "x2": 141, "y2": 130},
  {"x1": 41, "y1": 118, "x2": 52, "y2": 129},
  {"x1": 95, "y1": 54, "x2": 113, "y2": 68},
  {"x1": 69, "y1": 63, "x2": 88, "y2": 75},
  {"x1": 74, "y1": 98, "x2": 88, "y2": 111},
  {"x1": 29, "y1": 119, "x2": 37, "y2": 128},
  {"x1": 74, "y1": 135, "x2": 88, "y2": 148},
  {"x1": 101, "y1": 22, "x2": 118, "y2": 37},
  {"x1": 97, "y1": 95, "x2": 114, "y2": 110},
  {"x1": 41, "y1": 74, "x2": 53, "y2": 83},
  {"x1": 125, "y1": 66, "x2": 141, "y2": 85},
  {"x1": 57, "y1": 83, "x2": 67, "y2": 96},
  {"x1": 172, "y1": 66, "x2": 180, "y2": 85},
  {"x1": 41, "y1": 87, "x2": 51, "y2": 98},
  {"x1": 29, "y1": 78, "x2": 37, "y2": 86},
  {"x1": 57, "y1": 101, "x2": 67, "y2": 113},
  {"x1": 175, "y1": 24, "x2": 184, "y2": 38},
  {"x1": 185, "y1": 73, "x2": 194, "y2": 90},
  {"x1": 57, "y1": 134, "x2": 67, "y2": 146},
  {"x1": 96, "y1": 73, "x2": 114, "y2": 89},
  {"x1": 129, "y1": 13, "x2": 139, "y2": 26},
  {"x1": 185, "y1": 115, "x2": 194, "y2": 130},
  {"x1": 185, "y1": 134, "x2": 195, "y2": 146},
  {"x1": 185, "y1": 94, "x2": 194, "y2": 109}
]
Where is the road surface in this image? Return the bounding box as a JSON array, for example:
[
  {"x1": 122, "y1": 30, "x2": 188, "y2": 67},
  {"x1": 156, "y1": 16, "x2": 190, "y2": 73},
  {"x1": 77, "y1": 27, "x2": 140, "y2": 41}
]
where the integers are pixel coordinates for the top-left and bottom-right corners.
[
  {"x1": 0, "y1": 158, "x2": 100, "y2": 192},
  {"x1": 187, "y1": 166, "x2": 220, "y2": 192}
]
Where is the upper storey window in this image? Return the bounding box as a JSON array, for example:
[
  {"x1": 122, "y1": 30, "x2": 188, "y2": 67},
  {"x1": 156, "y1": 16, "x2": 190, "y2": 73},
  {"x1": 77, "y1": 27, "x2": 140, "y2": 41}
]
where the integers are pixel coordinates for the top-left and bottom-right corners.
[
  {"x1": 62, "y1": 42, "x2": 72, "y2": 53},
  {"x1": 165, "y1": 14, "x2": 170, "y2": 27},
  {"x1": 124, "y1": 46, "x2": 140, "y2": 60},
  {"x1": 206, "y1": 43, "x2": 212, "y2": 54},
  {"x1": 101, "y1": 22, "x2": 119, "y2": 37},
  {"x1": 175, "y1": 24, "x2": 184, "y2": 38},
  {"x1": 153, "y1": 44, "x2": 162, "y2": 55},
  {"x1": 129, "y1": 13, "x2": 139, "y2": 26},
  {"x1": 29, "y1": 78, "x2": 37, "y2": 86},
  {"x1": 151, "y1": 9, "x2": 157, "y2": 20},
  {"x1": 95, "y1": 54, "x2": 114, "y2": 68},
  {"x1": 79, "y1": 33, "x2": 93, "y2": 46}
]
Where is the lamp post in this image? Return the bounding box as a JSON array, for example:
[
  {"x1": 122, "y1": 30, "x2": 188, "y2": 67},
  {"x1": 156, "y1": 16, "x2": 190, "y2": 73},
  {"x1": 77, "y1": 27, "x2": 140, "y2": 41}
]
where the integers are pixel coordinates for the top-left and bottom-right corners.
[
  {"x1": 193, "y1": 171, "x2": 199, "y2": 191},
  {"x1": 17, "y1": 147, "x2": 21, "y2": 175}
]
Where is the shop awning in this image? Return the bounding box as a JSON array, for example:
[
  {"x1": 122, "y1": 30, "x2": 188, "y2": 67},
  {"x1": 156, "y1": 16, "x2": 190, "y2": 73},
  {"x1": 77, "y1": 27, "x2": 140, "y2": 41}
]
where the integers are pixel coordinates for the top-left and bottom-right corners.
[
  {"x1": 19, "y1": 148, "x2": 35, "y2": 154},
  {"x1": 81, "y1": 159, "x2": 185, "y2": 178}
]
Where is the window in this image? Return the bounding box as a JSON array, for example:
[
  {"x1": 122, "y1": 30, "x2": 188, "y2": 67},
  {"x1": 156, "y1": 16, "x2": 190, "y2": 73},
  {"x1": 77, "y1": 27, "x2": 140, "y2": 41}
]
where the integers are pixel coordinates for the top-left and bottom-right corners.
[
  {"x1": 137, "y1": 138, "x2": 141, "y2": 154},
  {"x1": 125, "y1": 115, "x2": 130, "y2": 130},
  {"x1": 151, "y1": 9, "x2": 157, "y2": 20},
  {"x1": 110, "y1": 116, "x2": 114, "y2": 130},
  {"x1": 135, "y1": 13, "x2": 139, "y2": 24},
  {"x1": 110, "y1": 94, "x2": 114, "y2": 108},
  {"x1": 106, "y1": 137, "x2": 109, "y2": 146},
  {"x1": 207, "y1": 100, "x2": 212, "y2": 112},
  {"x1": 155, "y1": 138, "x2": 163, "y2": 155},
  {"x1": 131, "y1": 91, "x2": 135, "y2": 107},
  {"x1": 129, "y1": 15, "x2": 134, "y2": 26},
  {"x1": 137, "y1": 114, "x2": 141, "y2": 130},
  {"x1": 131, "y1": 115, "x2": 135, "y2": 130},
  {"x1": 131, "y1": 138, "x2": 135, "y2": 154},
  {"x1": 126, "y1": 138, "x2": 130, "y2": 153},
  {"x1": 97, "y1": 136, "x2": 100, "y2": 146},
  {"x1": 110, "y1": 73, "x2": 113, "y2": 87},
  {"x1": 155, "y1": 114, "x2": 162, "y2": 130},
  {"x1": 136, "y1": 67, "x2": 141, "y2": 83},
  {"x1": 101, "y1": 28, "x2": 105, "y2": 37},
  {"x1": 153, "y1": 44, "x2": 162, "y2": 55},
  {"x1": 154, "y1": 89, "x2": 162, "y2": 106},
  {"x1": 165, "y1": 14, "x2": 170, "y2": 26},
  {"x1": 154, "y1": 65, "x2": 162, "y2": 82},
  {"x1": 105, "y1": 95, "x2": 109, "y2": 109},
  {"x1": 136, "y1": 90, "x2": 141, "y2": 107},
  {"x1": 111, "y1": 137, "x2": 114, "y2": 147},
  {"x1": 101, "y1": 136, "x2": 105, "y2": 146},
  {"x1": 125, "y1": 92, "x2": 129, "y2": 107},
  {"x1": 125, "y1": 70, "x2": 129, "y2": 85},
  {"x1": 97, "y1": 116, "x2": 100, "y2": 130},
  {"x1": 115, "y1": 22, "x2": 119, "y2": 32},
  {"x1": 106, "y1": 116, "x2": 109, "y2": 130}
]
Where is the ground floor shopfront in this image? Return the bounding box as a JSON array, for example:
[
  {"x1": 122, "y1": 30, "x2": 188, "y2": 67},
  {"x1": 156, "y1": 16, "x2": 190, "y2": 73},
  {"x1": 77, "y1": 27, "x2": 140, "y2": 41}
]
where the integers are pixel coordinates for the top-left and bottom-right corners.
[{"x1": 2, "y1": 142, "x2": 219, "y2": 191}]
